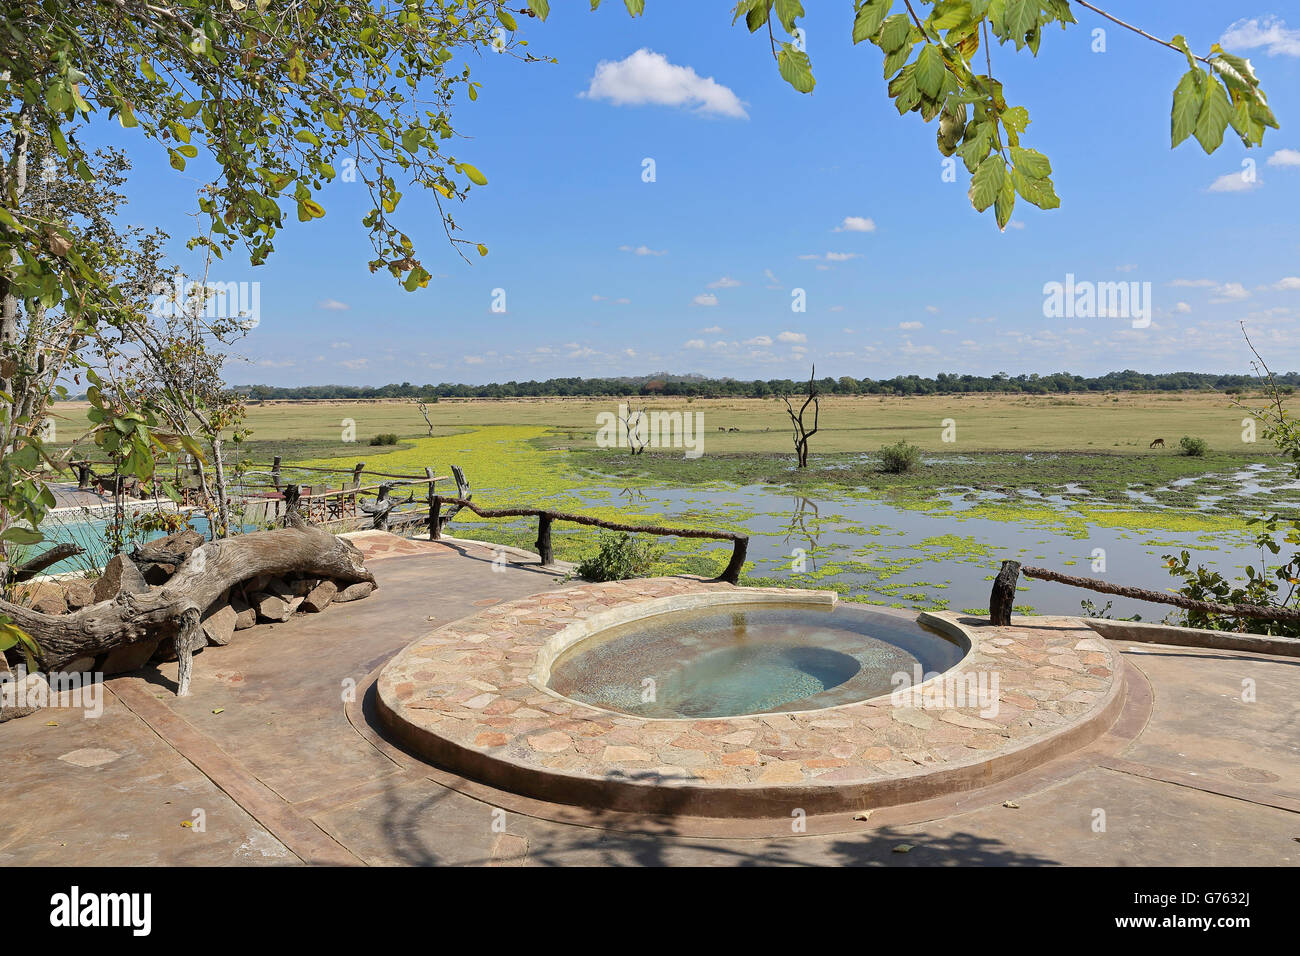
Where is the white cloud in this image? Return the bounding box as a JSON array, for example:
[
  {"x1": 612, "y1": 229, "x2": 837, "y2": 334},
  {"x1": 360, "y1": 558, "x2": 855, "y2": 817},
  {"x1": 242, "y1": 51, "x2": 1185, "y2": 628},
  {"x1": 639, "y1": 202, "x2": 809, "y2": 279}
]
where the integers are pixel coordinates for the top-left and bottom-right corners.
[
  {"x1": 1274, "y1": 277, "x2": 1300, "y2": 290},
  {"x1": 1169, "y1": 278, "x2": 1218, "y2": 288},
  {"x1": 1209, "y1": 170, "x2": 1260, "y2": 192},
  {"x1": 925, "y1": 305, "x2": 940, "y2": 313},
  {"x1": 797, "y1": 252, "x2": 860, "y2": 263},
  {"x1": 339, "y1": 358, "x2": 369, "y2": 369},
  {"x1": 834, "y1": 216, "x2": 876, "y2": 233},
  {"x1": 692, "y1": 293, "x2": 718, "y2": 306},
  {"x1": 745, "y1": 335, "x2": 772, "y2": 346},
  {"x1": 582, "y1": 49, "x2": 748, "y2": 118},
  {"x1": 1219, "y1": 17, "x2": 1300, "y2": 57},
  {"x1": 684, "y1": 339, "x2": 707, "y2": 349},
  {"x1": 707, "y1": 276, "x2": 742, "y2": 289},
  {"x1": 619, "y1": 244, "x2": 666, "y2": 256},
  {"x1": 1006, "y1": 221, "x2": 1026, "y2": 230},
  {"x1": 317, "y1": 299, "x2": 349, "y2": 311},
  {"x1": 1212, "y1": 282, "x2": 1251, "y2": 302},
  {"x1": 1268, "y1": 148, "x2": 1300, "y2": 167},
  {"x1": 1116, "y1": 264, "x2": 1138, "y2": 273},
  {"x1": 899, "y1": 321, "x2": 924, "y2": 330},
  {"x1": 777, "y1": 331, "x2": 806, "y2": 343},
  {"x1": 763, "y1": 268, "x2": 781, "y2": 289},
  {"x1": 1175, "y1": 301, "x2": 1193, "y2": 314},
  {"x1": 701, "y1": 325, "x2": 723, "y2": 333},
  {"x1": 330, "y1": 341, "x2": 351, "y2": 349},
  {"x1": 461, "y1": 355, "x2": 483, "y2": 365}
]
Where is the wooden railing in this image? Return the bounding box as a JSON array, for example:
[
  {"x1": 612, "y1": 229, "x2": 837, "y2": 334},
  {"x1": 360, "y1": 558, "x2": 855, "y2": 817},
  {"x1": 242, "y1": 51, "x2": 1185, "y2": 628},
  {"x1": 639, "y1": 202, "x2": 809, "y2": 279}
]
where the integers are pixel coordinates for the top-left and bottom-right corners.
[
  {"x1": 988, "y1": 559, "x2": 1300, "y2": 626},
  {"x1": 428, "y1": 495, "x2": 749, "y2": 585}
]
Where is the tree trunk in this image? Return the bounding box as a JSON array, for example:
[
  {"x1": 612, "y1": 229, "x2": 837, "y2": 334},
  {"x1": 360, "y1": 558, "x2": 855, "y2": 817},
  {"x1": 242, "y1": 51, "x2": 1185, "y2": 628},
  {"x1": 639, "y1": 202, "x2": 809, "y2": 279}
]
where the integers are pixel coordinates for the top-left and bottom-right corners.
[{"x1": 0, "y1": 520, "x2": 375, "y2": 694}]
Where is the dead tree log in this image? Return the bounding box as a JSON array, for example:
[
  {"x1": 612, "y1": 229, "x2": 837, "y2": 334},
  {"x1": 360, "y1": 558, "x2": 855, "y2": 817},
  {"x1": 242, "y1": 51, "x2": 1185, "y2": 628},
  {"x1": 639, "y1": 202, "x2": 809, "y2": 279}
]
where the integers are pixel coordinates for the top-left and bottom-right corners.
[
  {"x1": 0, "y1": 519, "x2": 375, "y2": 695},
  {"x1": 989, "y1": 560, "x2": 1021, "y2": 626},
  {"x1": 8, "y1": 542, "x2": 83, "y2": 583}
]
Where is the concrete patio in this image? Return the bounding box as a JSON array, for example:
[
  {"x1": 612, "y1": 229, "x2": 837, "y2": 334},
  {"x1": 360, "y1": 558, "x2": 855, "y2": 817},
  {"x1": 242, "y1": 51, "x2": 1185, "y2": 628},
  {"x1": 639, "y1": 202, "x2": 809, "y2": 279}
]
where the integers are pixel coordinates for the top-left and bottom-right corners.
[{"x1": 2, "y1": 533, "x2": 1296, "y2": 867}]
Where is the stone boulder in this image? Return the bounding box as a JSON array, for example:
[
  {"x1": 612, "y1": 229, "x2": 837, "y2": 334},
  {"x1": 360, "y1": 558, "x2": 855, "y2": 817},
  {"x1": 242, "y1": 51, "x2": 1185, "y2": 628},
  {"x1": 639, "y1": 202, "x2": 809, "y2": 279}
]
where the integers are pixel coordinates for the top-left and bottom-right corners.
[
  {"x1": 230, "y1": 593, "x2": 257, "y2": 630},
  {"x1": 28, "y1": 584, "x2": 68, "y2": 616},
  {"x1": 252, "y1": 592, "x2": 293, "y2": 623},
  {"x1": 334, "y1": 581, "x2": 376, "y2": 604},
  {"x1": 63, "y1": 579, "x2": 95, "y2": 611},
  {"x1": 300, "y1": 580, "x2": 338, "y2": 613},
  {"x1": 201, "y1": 603, "x2": 238, "y2": 646},
  {"x1": 92, "y1": 554, "x2": 150, "y2": 604}
]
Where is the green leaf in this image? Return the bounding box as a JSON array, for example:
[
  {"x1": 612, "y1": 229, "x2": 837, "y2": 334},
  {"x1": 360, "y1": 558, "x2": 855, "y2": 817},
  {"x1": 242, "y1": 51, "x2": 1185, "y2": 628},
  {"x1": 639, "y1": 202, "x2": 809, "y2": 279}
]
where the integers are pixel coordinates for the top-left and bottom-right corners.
[
  {"x1": 0, "y1": 527, "x2": 44, "y2": 545},
  {"x1": 461, "y1": 162, "x2": 488, "y2": 186},
  {"x1": 774, "y1": 0, "x2": 803, "y2": 33},
  {"x1": 1193, "y1": 78, "x2": 1232, "y2": 154},
  {"x1": 527, "y1": 0, "x2": 550, "y2": 20},
  {"x1": 1171, "y1": 69, "x2": 1203, "y2": 147},
  {"x1": 498, "y1": 8, "x2": 518, "y2": 30},
  {"x1": 1010, "y1": 146, "x2": 1050, "y2": 179},
  {"x1": 777, "y1": 44, "x2": 815, "y2": 93},
  {"x1": 915, "y1": 44, "x2": 945, "y2": 98},
  {"x1": 969, "y1": 153, "x2": 1005, "y2": 212},
  {"x1": 1011, "y1": 166, "x2": 1059, "y2": 209},
  {"x1": 852, "y1": 0, "x2": 891, "y2": 44},
  {"x1": 624, "y1": 0, "x2": 645, "y2": 14},
  {"x1": 296, "y1": 198, "x2": 325, "y2": 220},
  {"x1": 878, "y1": 13, "x2": 911, "y2": 52},
  {"x1": 994, "y1": 169, "x2": 1016, "y2": 229},
  {"x1": 287, "y1": 54, "x2": 307, "y2": 84}
]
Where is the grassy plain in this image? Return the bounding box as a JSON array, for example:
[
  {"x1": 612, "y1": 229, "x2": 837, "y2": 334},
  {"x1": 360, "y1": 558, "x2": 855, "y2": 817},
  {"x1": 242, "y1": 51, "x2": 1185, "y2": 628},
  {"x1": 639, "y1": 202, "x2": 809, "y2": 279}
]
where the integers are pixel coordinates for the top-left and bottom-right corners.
[{"x1": 51, "y1": 389, "x2": 1289, "y2": 458}]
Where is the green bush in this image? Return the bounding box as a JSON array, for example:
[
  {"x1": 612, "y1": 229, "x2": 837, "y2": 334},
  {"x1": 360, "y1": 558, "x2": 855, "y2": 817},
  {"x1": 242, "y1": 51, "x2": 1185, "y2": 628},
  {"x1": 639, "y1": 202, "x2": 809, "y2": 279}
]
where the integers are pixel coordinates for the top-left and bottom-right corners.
[
  {"x1": 1178, "y1": 435, "x2": 1208, "y2": 457},
  {"x1": 878, "y1": 440, "x2": 922, "y2": 474},
  {"x1": 369, "y1": 433, "x2": 398, "y2": 446},
  {"x1": 575, "y1": 531, "x2": 656, "y2": 582}
]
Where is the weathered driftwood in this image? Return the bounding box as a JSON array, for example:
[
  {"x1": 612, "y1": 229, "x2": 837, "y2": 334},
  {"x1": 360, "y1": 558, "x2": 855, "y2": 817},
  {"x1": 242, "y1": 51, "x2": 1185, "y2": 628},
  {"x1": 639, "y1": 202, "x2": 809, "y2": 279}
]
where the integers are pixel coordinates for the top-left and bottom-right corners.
[
  {"x1": 1020, "y1": 564, "x2": 1300, "y2": 624},
  {"x1": 8, "y1": 542, "x2": 83, "y2": 583},
  {"x1": 0, "y1": 517, "x2": 375, "y2": 695}
]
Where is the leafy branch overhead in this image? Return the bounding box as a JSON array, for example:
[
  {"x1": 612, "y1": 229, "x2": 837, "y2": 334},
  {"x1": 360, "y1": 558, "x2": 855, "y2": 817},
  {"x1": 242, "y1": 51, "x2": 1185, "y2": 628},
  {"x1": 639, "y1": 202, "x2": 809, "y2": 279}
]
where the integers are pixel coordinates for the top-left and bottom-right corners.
[{"x1": 710, "y1": 1, "x2": 1278, "y2": 230}]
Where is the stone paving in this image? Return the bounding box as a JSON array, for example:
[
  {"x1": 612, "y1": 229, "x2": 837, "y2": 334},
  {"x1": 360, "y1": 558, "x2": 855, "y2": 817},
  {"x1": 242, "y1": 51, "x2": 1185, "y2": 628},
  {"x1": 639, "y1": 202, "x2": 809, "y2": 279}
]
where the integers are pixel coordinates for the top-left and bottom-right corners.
[
  {"x1": 377, "y1": 577, "x2": 1122, "y2": 812},
  {"x1": 3, "y1": 533, "x2": 1295, "y2": 866}
]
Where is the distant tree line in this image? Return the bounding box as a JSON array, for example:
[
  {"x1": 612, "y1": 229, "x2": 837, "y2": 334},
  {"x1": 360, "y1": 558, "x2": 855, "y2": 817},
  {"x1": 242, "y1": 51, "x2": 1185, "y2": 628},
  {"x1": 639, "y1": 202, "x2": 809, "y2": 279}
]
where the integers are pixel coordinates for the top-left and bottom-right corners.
[{"x1": 210, "y1": 370, "x2": 1300, "y2": 402}]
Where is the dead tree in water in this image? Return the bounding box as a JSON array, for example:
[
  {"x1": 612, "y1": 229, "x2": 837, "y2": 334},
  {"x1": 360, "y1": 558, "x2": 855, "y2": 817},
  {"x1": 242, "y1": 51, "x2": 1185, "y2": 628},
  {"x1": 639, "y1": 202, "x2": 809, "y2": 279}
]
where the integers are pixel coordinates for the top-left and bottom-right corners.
[
  {"x1": 782, "y1": 366, "x2": 820, "y2": 468},
  {"x1": 414, "y1": 398, "x2": 435, "y2": 437},
  {"x1": 619, "y1": 405, "x2": 648, "y2": 455}
]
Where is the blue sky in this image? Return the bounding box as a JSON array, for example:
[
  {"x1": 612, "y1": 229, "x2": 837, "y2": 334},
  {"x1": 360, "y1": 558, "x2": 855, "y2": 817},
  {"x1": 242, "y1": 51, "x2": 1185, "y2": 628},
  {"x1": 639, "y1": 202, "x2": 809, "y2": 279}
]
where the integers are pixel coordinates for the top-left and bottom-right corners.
[{"x1": 98, "y1": 3, "x2": 1300, "y2": 386}]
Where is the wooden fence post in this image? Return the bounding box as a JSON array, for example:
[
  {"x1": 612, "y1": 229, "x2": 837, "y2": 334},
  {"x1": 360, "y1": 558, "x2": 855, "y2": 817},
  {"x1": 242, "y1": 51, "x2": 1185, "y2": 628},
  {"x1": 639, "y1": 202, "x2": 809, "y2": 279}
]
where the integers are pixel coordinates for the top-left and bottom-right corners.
[
  {"x1": 720, "y1": 536, "x2": 748, "y2": 585},
  {"x1": 536, "y1": 513, "x2": 554, "y2": 565},
  {"x1": 989, "y1": 560, "x2": 1021, "y2": 626},
  {"x1": 271, "y1": 455, "x2": 282, "y2": 492},
  {"x1": 430, "y1": 496, "x2": 442, "y2": 540},
  {"x1": 424, "y1": 467, "x2": 436, "y2": 540}
]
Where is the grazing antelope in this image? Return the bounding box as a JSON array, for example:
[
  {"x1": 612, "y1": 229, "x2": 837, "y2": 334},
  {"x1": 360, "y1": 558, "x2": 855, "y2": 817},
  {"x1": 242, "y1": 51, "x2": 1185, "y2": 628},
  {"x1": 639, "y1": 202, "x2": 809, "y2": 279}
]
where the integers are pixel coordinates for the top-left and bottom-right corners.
[{"x1": 1150, "y1": 438, "x2": 1165, "y2": 448}]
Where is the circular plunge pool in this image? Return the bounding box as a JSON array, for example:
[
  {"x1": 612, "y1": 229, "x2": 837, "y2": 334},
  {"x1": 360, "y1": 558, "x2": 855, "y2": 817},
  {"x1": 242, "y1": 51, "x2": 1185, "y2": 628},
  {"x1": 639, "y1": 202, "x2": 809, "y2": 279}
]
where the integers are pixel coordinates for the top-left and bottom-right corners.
[{"x1": 546, "y1": 603, "x2": 966, "y2": 719}]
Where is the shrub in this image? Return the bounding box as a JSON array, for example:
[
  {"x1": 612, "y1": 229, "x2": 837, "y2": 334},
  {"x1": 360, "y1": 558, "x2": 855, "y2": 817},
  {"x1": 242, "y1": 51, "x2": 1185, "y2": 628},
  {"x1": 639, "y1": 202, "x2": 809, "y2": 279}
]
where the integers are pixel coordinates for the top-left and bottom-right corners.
[
  {"x1": 1178, "y1": 435, "x2": 1208, "y2": 457},
  {"x1": 879, "y1": 440, "x2": 922, "y2": 474},
  {"x1": 575, "y1": 531, "x2": 656, "y2": 582},
  {"x1": 369, "y1": 433, "x2": 398, "y2": 446}
]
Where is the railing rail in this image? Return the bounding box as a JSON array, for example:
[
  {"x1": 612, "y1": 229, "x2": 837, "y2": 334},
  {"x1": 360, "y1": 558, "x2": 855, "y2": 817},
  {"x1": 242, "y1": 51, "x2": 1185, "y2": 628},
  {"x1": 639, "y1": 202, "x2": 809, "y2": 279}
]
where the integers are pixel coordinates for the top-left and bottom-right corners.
[
  {"x1": 988, "y1": 559, "x2": 1300, "y2": 626},
  {"x1": 428, "y1": 495, "x2": 749, "y2": 585}
]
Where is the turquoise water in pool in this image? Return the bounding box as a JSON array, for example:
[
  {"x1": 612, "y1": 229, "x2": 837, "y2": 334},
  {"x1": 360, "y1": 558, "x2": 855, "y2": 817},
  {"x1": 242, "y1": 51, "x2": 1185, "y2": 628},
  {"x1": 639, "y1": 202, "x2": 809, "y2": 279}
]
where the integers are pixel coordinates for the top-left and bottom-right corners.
[{"x1": 547, "y1": 603, "x2": 965, "y2": 719}]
